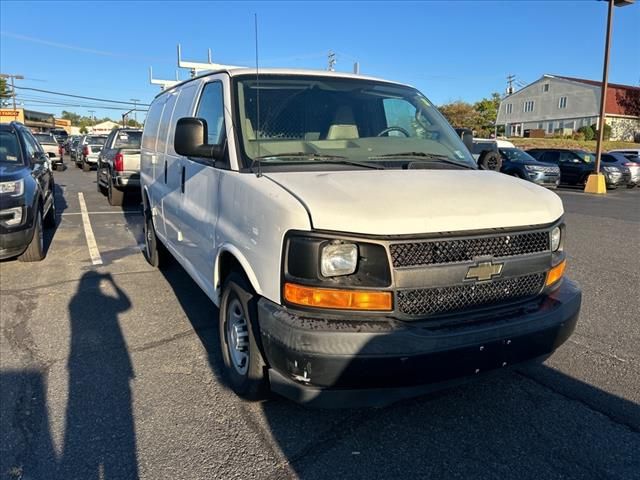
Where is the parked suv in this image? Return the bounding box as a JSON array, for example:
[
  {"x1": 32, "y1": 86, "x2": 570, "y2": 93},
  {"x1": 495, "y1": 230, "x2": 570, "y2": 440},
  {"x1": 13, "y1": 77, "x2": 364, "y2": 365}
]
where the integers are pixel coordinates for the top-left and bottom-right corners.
[
  {"x1": 96, "y1": 129, "x2": 142, "y2": 205},
  {"x1": 526, "y1": 148, "x2": 629, "y2": 189},
  {"x1": 606, "y1": 149, "x2": 640, "y2": 187},
  {"x1": 141, "y1": 69, "x2": 581, "y2": 407},
  {"x1": 0, "y1": 122, "x2": 56, "y2": 261},
  {"x1": 497, "y1": 140, "x2": 560, "y2": 188}
]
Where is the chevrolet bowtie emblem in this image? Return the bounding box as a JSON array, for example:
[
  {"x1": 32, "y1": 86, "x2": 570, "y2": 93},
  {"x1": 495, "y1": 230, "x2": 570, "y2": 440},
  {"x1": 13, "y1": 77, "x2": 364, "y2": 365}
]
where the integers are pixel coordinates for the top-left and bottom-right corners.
[{"x1": 465, "y1": 261, "x2": 504, "y2": 281}]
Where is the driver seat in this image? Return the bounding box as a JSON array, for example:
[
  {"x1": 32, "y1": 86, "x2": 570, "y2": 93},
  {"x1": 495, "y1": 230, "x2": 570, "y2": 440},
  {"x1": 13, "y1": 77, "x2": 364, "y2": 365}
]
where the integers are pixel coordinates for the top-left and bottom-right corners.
[{"x1": 326, "y1": 106, "x2": 359, "y2": 140}]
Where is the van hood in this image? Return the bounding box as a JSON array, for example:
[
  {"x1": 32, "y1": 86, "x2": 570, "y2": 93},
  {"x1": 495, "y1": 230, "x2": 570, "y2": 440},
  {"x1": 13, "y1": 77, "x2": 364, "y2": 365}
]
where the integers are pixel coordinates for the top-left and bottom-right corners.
[{"x1": 265, "y1": 169, "x2": 563, "y2": 235}]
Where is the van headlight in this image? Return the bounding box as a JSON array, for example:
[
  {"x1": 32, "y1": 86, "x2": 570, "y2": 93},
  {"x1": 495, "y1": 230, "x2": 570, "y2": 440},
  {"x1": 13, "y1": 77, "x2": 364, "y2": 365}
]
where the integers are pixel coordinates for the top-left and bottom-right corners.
[
  {"x1": 550, "y1": 226, "x2": 561, "y2": 252},
  {"x1": 0, "y1": 179, "x2": 24, "y2": 196},
  {"x1": 321, "y1": 242, "x2": 358, "y2": 277}
]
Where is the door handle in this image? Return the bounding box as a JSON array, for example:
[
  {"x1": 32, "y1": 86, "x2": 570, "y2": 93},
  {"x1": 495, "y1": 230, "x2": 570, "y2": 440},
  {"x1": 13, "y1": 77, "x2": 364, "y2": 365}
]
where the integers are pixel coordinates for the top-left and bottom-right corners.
[
  {"x1": 181, "y1": 166, "x2": 186, "y2": 193},
  {"x1": 164, "y1": 160, "x2": 168, "y2": 183}
]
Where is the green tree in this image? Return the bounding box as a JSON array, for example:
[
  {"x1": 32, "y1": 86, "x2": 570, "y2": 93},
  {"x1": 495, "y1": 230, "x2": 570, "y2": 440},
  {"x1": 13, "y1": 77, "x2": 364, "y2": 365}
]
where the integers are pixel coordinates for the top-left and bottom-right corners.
[
  {"x1": 79, "y1": 126, "x2": 88, "y2": 134},
  {"x1": 474, "y1": 92, "x2": 501, "y2": 129},
  {"x1": 438, "y1": 101, "x2": 481, "y2": 129}
]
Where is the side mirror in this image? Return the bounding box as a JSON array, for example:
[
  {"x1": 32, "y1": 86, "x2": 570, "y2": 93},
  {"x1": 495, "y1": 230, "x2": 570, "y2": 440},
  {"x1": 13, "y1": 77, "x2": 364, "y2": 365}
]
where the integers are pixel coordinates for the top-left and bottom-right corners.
[
  {"x1": 174, "y1": 117, "x2": 223, "y2": 160},
  {"x1": 33, "y1": 152, "x2": 48, "y2": 165}
]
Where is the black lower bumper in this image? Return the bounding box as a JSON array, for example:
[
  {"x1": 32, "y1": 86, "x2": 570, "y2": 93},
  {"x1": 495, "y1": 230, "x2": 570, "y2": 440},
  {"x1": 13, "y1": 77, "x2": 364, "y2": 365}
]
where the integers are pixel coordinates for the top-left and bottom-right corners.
[
  {"x1": 0, "y1": 228, "x2": 32, "y2": 260},
  {"x1": 257, "y1": 279, "x2": 581, "y2": 407}
]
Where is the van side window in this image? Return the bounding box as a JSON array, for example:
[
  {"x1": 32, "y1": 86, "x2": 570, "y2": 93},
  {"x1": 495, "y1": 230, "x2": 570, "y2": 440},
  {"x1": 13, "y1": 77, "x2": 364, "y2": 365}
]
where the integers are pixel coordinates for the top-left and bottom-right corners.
[{"x1": 197, "y1": 82, "x2": 225, "y2": 145}]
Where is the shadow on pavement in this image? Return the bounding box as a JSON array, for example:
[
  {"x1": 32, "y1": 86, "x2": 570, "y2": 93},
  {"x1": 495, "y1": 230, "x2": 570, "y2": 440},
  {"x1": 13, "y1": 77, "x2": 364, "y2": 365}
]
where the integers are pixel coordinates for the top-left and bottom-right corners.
[
  {"x1": 3, "y1": 262, "x2": 639, "y2": 479},
  {"x1": 51, "y1": 271, "x2": 138, "y2": 480}
]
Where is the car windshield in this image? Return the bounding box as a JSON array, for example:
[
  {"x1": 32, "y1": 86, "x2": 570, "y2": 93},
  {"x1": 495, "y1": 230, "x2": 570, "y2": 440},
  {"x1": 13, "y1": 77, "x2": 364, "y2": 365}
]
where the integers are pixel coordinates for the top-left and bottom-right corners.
[
  {"x1": 234, "y1": 75, "x2": 475, "y2": 169},
  {"x1": 87, "y1": 136, "x2": 106, "y2": 145},
  {"x1": 114, "y1": 131, "x2": 142, "y2": 148},
  {"x1": 500, "y1": 147, "x2": 538, "y2": 163},
  {"x1": 0, "y1": 131, "x2": 23, "y2": 164},
  {"x1": 34, "y1": 134, "x2": 57, "y2": 145}
]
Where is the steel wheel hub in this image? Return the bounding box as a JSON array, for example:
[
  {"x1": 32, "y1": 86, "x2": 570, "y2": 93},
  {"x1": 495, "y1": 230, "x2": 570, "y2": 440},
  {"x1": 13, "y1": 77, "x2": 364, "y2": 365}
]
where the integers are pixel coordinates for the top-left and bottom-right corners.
[{"x1": 226, "y1": 298, "x2": 249, "y2": 375}]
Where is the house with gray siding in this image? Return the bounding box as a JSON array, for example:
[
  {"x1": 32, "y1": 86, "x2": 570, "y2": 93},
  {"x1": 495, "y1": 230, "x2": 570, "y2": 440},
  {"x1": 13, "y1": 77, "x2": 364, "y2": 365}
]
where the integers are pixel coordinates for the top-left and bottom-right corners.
[{"x1": 496, "y1": 74, "x2": 640, "y2": 141}]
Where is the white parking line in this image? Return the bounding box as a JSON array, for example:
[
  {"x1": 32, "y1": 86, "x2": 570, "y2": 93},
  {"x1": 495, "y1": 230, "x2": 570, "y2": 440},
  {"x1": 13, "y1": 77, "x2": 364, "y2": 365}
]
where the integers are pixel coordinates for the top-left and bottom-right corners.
[
  {"x1": 78, "y1": 192, "x2": 103, "y2": 266},
  {"x1": 60, "y1": 211, "x2": 142, "y2": 216}
]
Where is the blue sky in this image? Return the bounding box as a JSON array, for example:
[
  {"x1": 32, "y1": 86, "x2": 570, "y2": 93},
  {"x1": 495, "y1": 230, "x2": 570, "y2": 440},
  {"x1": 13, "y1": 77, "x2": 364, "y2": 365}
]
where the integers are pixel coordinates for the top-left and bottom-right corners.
[{"x1": 1, "y1": 0, "x2": 638, "y2": 121}]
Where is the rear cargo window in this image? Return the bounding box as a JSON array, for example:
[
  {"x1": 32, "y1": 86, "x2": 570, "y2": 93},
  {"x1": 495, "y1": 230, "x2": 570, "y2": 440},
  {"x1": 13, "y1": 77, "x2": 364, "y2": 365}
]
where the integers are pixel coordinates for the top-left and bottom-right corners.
[{"x1": 114, "y1": 131, "x2": 142, "y2": 148}]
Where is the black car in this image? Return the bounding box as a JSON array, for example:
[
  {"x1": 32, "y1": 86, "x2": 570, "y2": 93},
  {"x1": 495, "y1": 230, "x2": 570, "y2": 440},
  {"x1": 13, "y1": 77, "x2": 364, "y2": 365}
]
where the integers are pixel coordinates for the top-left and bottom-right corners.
[
  {"x1": 498, "y1": 146, "x2": 560, "y2": 188},
  {"x1": 526, "y1": 148, "x2": 629, "y2": 189},
  {"x1": 0, "y1": 122, "x2": 56, "y2": 261}
]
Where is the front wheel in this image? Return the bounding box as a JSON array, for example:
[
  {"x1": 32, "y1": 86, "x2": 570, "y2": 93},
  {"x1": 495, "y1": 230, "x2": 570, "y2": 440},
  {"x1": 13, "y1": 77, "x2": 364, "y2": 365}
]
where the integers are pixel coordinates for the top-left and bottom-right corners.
[
  {"x1": 19, "y1": 208, "x2": 45, "y2": 262},
  {"x1": 219, "y1": 273, "x2": 268, "y2": 400}
]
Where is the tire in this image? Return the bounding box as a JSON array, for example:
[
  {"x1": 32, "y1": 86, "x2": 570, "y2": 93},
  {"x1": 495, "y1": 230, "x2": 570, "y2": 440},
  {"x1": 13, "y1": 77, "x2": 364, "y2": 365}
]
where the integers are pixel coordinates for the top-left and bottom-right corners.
[
  {"x1": 43, "y1": 194, "x2": 56, "y2": 229},
  {"x1": 478, "y1": 151, "x2": 502, "y2": 171},
  {"x1": 219, "y1": 272, "x2": 268, "y2": 400},
  {"x1": 82, "y1": 161, "x2": 90, "y2": 172},
  {"x1": 108, "y1": 176, "x2": 124, "y2": 206},
  {"x1": 97, "y1": 167, "x2": 107, "y2": 195},
  {"x1": 142, "y1": 203, "x2": 168, "y2": 268},
  {"x1": 18, "y1": 208, "x2": 45, "y2": 262}
]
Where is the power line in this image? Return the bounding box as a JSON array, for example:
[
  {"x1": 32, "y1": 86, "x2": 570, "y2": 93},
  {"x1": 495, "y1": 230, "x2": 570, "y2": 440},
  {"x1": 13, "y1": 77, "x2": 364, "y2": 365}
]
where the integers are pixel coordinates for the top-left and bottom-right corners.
[
  {"x1": 13, "y1": 85, "x2": 150, "y2": 106},
  {"x1": 16, "y1": 95, "x2": 148, "y2": 111}
]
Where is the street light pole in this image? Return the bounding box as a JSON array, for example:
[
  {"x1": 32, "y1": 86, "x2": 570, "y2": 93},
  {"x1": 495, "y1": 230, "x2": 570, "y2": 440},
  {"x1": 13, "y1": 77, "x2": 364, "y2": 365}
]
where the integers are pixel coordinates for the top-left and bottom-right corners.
[
  {"x1": 585, "y1": 0, "x2": 635, "y2": 194},
  {"x1": 130, "y1": 99, "x2": 140, "y2": 123}
]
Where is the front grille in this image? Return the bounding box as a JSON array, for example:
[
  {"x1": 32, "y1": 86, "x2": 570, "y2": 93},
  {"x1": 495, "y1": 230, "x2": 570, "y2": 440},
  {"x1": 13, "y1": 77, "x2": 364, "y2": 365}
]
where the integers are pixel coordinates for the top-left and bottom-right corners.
[
  {"x1": 390, "y1": 231, "x2": 549, "y2": 268},
  {"x1": 397, "y1": 273, "x2": 545, "y2": 316}
]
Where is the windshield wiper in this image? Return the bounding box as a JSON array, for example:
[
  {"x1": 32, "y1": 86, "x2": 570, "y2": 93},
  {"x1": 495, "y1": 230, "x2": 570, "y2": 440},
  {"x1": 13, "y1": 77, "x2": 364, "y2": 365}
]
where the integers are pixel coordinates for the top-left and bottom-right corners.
[
  {"x1": 253, "y1": 152, "x2": 384, "y2": 169},
  {"x1": 368, "y1": 151, "x2": 473, "y2": 168}
]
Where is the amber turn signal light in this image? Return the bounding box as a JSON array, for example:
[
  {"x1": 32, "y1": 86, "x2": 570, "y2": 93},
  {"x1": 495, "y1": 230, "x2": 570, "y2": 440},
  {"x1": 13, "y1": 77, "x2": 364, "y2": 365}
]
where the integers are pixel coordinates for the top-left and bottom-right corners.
[
  {"x1": 545, "y1": 259, "x2": 566, "y2": 287},
  {"x1": 284, "y1": 283, "x2": 392, "y2": 311}
]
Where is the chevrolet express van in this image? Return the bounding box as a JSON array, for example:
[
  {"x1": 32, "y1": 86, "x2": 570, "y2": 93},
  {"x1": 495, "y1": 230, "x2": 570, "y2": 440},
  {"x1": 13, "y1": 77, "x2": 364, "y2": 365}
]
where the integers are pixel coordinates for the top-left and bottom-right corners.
[{"x1": 140, "y1": 69, "x2": 581, "y2": 406}]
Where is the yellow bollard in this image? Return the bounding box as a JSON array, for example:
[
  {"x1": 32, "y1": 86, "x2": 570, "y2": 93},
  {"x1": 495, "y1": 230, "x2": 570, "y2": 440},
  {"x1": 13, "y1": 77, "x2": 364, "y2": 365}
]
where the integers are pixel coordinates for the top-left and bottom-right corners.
[{"x1": 584, "y1": 174, "x2": 607, "y2": 194}]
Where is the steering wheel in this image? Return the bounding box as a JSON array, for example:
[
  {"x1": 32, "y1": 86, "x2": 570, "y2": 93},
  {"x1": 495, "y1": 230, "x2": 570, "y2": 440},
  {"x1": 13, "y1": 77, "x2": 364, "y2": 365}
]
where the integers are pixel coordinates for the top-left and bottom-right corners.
[{"x1": 377, "y1": 126, "x2": 411, "y2": 137}]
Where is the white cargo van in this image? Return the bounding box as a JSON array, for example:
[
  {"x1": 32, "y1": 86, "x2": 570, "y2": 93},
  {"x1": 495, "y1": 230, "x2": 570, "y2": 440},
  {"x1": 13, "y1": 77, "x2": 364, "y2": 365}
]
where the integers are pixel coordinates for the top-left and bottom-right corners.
[{"x1": 140, "y1": 69, "x2": 581, "y2": 406}]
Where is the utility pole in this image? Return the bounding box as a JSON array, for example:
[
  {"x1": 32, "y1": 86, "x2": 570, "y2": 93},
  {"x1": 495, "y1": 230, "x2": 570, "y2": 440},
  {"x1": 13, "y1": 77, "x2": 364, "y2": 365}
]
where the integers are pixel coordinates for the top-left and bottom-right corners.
[
  {"x1": 88, "y1": 110, "x2": 95, "y2": 121},
  {"x1": 585, "y1": 0, "x2": 634, "y2": 194},
  {"x1": 327, "y1": 51, "x2": 336, "y2": 72},
  {"x1": 506, "y1": 74, "x2": 516, "y2": 95},
  {"x1": 130, "y1": 99, "x2": 140, "y2": 123},
  {"x1": 0, "y1": 73, "x2": 24, "y2": 110}
]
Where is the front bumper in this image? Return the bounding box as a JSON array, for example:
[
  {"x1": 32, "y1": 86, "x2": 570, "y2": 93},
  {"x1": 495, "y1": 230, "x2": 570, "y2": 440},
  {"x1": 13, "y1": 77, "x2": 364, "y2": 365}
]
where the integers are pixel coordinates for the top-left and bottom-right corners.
[
  {"x1": 527, "y1": 171, "x2": 560, "y2": 187},
  {"x1": 258, "y1": 279, "x2": 581, "y2": 407},
  {"x1": 0, "y1": 228, "x2": 32, "y2": 260}
]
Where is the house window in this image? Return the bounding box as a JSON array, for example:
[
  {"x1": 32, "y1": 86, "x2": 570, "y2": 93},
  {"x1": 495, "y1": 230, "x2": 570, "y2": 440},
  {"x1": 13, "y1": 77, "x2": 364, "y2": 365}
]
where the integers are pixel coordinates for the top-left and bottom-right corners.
[
  {"x1": 523, "y1": 100, "x2": 535, "y2": 113},
  {"x1": 558, "y1": 96, "x2": 567, "y2": 109},
  {"x1": 506, "y1": 103, "x2": 513, "y2": 114},
  {"x1": 547, "y1": 122, "x2": 554, "y2": 134},
  {"x1": 537, "y1": 122, "x2": 543, "y2": 129},
  {"x1": 543, "y1": 83, "x2": 550, "y2": 92}
]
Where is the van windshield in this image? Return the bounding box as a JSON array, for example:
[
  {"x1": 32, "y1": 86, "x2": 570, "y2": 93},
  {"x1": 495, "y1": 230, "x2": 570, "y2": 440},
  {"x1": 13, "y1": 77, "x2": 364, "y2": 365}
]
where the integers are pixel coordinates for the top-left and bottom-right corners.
[{"x1": 234, "y1": 75, "x2": 475, "y2": 169}]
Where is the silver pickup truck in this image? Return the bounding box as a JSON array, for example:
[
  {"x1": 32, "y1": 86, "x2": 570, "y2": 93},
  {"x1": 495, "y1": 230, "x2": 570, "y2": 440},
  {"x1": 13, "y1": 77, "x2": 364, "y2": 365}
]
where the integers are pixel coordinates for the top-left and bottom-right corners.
[{"x1": 96, "y1": 128, "x2": 142, "y2": 206}]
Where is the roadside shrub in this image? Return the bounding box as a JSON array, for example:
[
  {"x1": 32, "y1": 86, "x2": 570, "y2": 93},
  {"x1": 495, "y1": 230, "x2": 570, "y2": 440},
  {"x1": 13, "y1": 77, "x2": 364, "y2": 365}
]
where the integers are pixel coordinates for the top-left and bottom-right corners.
[
  {"x1": 573, "y1": 131, "x2": 586, "y2": 141},
  {"x1": 578, "y1": 126, "x2": 594, "y2": 141},
  {"x1": 591, "y1": 123, "x2": 612, "y2": 141}
]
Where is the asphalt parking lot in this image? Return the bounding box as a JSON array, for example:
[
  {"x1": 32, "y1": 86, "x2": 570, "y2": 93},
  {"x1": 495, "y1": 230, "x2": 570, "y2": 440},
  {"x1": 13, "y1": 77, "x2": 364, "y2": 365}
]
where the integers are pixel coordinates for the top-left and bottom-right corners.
[{"x1": 1, "y1": 160, "x2": 639, "y2": 480}]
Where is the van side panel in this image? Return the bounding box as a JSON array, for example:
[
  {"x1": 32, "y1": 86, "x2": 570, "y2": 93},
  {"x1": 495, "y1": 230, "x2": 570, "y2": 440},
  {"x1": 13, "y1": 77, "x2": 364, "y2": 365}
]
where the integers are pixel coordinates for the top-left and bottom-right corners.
[{"x1": 214, "y1": 172, "x2": 311, "y2": 305}]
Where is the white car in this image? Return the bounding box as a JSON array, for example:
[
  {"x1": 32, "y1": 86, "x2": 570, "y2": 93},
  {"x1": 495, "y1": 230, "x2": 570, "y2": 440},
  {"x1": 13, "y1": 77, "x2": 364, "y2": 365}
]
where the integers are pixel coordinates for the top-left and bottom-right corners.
[
  {"x1": 140, "y1": 68, "x2": 581, "y2": 407},
  {"x1": 33, "y1": 132, "x2": 62, "y2": 170}
]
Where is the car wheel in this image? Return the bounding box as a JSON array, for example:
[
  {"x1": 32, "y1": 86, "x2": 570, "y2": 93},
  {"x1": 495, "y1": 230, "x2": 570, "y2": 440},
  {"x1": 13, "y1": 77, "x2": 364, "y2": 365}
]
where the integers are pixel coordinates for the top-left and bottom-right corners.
[
  {"x1": 18, "y1": 208, "x2": 45, "y2": 262},
  {"x1": 107, "y1": 176, "x2": 124, "y2": 206},
  {"x1": 219, "y1": 272, "x2": 268, "y2": 400},
  {"x1": 478, "y1": 151, "x2": 502, "y2": 171},
  {"x1": 43, "y1": 195, "x2": 56, "y2": 229},
  {"x1": 97, "y1": 167, "x2": 107, "y2": 194},
  {"x1": 143, "y1": 203, "x2": 168, "y2": 268}
]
